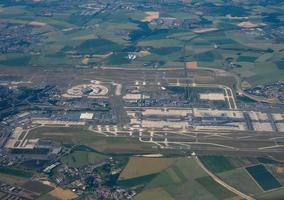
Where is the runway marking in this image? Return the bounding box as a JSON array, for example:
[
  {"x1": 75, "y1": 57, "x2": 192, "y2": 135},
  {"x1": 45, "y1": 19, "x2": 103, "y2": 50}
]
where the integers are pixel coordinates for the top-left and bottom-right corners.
[
  {"x1": 147, "y1": 139, "x2": 238, "y2": 150},
  {"x1": 270, "y1": 136, "x2": 284, "y2": 140},
  {"x1": 258, "y1": 145, "x2": 284, "y2": 150},
  {"x1": 237, "y1": 135, "x2": 256, "y2": 139},
  {"x1": 203, "y1": 134, "x2": 233, "y2": 139}
]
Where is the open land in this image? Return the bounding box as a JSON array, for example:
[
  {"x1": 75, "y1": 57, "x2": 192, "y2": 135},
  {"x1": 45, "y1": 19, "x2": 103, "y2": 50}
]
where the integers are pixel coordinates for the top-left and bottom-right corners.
[
  {"x1": 0, "y1": 0, "x2": 283, "y2": 86},
  {"x1": 1, "y1": 0, "x2": 284, "y2": 200},
  {"x1": 0, "y1": 66, "x2": 284, "y2": 198}
]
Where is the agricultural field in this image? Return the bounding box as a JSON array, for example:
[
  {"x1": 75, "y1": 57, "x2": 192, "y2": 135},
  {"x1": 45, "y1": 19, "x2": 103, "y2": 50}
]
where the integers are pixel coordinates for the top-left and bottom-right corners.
[
  {"x1": 200, "y1": 155, "x2": 284, "y2": 199},
  {"x1": 246, "y1": 164, "x2": 282, "y2": 191},
  {"x1": 200, "y1": 155, "x2": 236, "y2": 173},
  {"x1": 5, "y1": 124, "x2": 284, "y2": 200},
  {"x1": 135, "y1": 187, "x2": 174, "y2": 200},
  {"x1": 0, "y1": 0, "x2": 283, "y2": 86},
  {"x1": 46, "y1": 187, "x2": 78, "y2": 200},
  {"x1": 256, "y1": 188, "x2": 284, "y2": 200},
  {"x1": 218, "y1": 168, "x2": 262, "y2": 195},
  {"x1": 20, "y1": 124, "x2": 284, "y2": 200},
  {"x1": 119, "y1": 157, "x2": 177, "y2": 180},
  {"x1": 119, "y1": 157, "x2": 237, "y2": 200},
  {"x1": 22, "y1": 181, "x2": 54, "y2": 195},
  {"x1": 0, "y1": 172, "x2": 58, "y2": 199},
  {"x1": 0, "y1": 173, "x2": 28, "y2": 186},
  {"x1": 1, "y1": 0, "x2": 284, "y2": 199},
  {"x1": 0, "y1": 166, "x2": 33, "y2": 178}
]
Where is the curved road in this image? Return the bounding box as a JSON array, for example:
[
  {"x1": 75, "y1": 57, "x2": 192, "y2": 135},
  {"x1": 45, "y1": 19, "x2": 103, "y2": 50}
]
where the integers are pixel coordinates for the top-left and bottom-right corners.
[{"x1": 195, "y1": 155, "x2": 255, "y2": 200}]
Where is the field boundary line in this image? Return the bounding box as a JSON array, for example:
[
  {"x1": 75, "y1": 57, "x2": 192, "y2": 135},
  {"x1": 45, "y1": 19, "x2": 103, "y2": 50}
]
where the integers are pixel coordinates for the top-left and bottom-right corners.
[{"x1": 195, "y1": 156, "x2": 255, "y2": 200}]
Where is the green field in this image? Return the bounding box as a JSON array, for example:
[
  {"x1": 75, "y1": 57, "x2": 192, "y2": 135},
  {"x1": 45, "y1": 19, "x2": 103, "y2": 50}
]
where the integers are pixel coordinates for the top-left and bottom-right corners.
[
  {"x1": 0, "y1": 167, "x2": 33, "y2": 178},
  {"x1": 61, "y1": 150, "x2": 108, "y2": 168},
  {"x1": 11, "y1": 148, "x2": 49, "y2": 154},
  {"x1": 200, "y1": 155, "x2": 235, "y2": 173},
  {"x1": 195, "y1": 176, "x2": 235, "y2": 200},
  {"x1": 130, "y1": 158, "x2": 236, "y2": 200},
  {"x1": 119, "y1": 157, "x2": 177, "y2": 180},
  {"x1": 11, "y1": 124, "x2": 284, "y2": 199},
  {"x1": 0, "y1": 1, "x2": 284, "y2": 85},
  {"x1": 119, "y1": 173, "x2": 158, "y2": 188},
  {"x1": 256, "y1": 188, "x2": 284, "y2": 200},
  {"x1": 218, "y1": 168, "x2": 262, "y2": 195},
  {"x1": 135, "y1": 187, "x2": 174, "y2": 200},
  {"x1": 246, "y1": 164, "x2": 282, "y2": 191}
]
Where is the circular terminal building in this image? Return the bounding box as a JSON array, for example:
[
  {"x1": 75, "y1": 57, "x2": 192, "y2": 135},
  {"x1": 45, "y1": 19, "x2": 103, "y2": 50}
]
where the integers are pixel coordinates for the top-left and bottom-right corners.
[{"x1": 64, "y1": 83, "x2": 108, "y2": 98}]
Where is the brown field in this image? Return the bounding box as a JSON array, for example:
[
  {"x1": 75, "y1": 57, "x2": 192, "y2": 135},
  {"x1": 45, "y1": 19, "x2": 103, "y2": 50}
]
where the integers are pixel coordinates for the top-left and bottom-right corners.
[
  {"x1": 29, "y1": 21, "x2": 47, "y2": 26},
  {"x1": 81, "y1": 57, "x2": 89, "y2": 65},
  {"x1": 186, "y1": 61, "x2": 198, "y2": 69},
  {"x1": 193, "y1": 28, "x2": 218, "y2": 33},
  {"x1": 19, "y1": 190, "x2": 40, "y2": 200},
  {"x1": 0, "y1": 173, "x2": 28, "y2": 186},
  {"x1": 276, "y1": 167, "x2": 284, "y2": 174},
  {"x1": 241, "y1": 81, "x2": 252, "y2": 89},
  {"x1": 143, "y1": 11, "x2": 160, "y2": 22},
  {"x1": 238, "y1": 21, "x2": 265, "y2": 28},
  {"x1": 49, "y1": 188, "x2": 77, "y2": 200},
  {"x1": 119, "y1": 157, "x2": 176, "y2": 180},
  {"x1": 136, "y1": 50, "x2": 151, "y2": 57}
]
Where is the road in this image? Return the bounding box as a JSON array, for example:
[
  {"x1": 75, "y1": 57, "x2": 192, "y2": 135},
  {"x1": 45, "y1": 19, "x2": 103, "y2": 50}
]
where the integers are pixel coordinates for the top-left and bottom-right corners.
[{"x1": 195, "y1": 155, "x2": 255, "y2": 200}]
